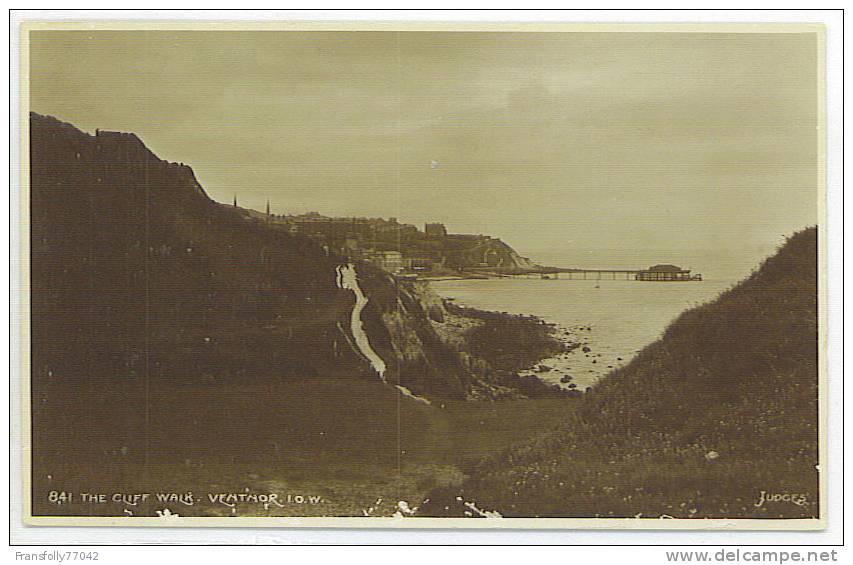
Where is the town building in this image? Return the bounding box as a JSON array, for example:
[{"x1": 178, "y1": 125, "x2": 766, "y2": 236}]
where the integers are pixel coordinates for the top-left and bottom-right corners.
[
  {"x1": 362, "y1": 250, "x2": 404, "y2": 273},
  {"x1": 425, "y1": 222, "x2": 447, "y2": 238}
]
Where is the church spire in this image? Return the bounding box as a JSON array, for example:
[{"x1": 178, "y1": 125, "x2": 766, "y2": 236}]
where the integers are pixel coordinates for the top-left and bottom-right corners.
[
  {"x1": 266, "y1": 199, "x2": 270, "y2": 216},
  {"x1": 233, "y1": 195, "x2": 238, "y2": 207}
]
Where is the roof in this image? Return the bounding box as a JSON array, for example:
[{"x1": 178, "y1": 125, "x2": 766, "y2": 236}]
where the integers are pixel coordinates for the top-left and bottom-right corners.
[{"x1": 647, "y1": 264, "x2": 687, "y2": 272}]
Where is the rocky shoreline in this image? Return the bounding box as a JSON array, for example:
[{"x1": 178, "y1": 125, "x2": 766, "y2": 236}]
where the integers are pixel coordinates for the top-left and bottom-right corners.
[
  {"x1": 424, "y1": 278, "x2": 639, "y2": 394},
  {"x1": 431, "y1": 297, "x2": 583, "y2": 398},
  {"x1": 516, "y1": 322, "x2": 610, "y2": 392}
]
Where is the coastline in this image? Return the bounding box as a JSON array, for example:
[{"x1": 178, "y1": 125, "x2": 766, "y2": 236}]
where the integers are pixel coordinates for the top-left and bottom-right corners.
[
  {"x1": 433, "y1": 297, "x2": 582, "y2": 398},
  {"x1": 443, "y1": 299, "x2": 606, "y2": 394},
  {"x1": 426, "y1": 276, "x2": 734, "y2": 393},
  {"x1": 515, "y1": 321, "x2": 608, "y2": 392}
]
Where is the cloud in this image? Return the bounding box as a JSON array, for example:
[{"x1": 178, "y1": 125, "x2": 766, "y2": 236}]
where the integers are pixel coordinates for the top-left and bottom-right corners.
[{"x1": 29, "y1": 30, "x2": 819, "y2": 261}]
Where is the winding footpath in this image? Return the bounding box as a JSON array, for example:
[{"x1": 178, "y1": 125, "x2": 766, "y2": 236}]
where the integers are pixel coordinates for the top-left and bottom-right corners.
[
  {"x1": 335, "y1": 263, "x2": 430, "y2": 405},
  {"x1": 335, "y1": 263, "x2": 387, "y2": 380}
]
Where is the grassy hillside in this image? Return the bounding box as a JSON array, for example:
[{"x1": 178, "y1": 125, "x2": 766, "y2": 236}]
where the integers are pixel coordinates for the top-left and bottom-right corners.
[{"x1": 422, "y1": 228, "x2": 819, "y2": 519}]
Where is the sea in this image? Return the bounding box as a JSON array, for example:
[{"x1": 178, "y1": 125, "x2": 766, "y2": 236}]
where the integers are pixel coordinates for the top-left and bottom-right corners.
[{"x1": 429, "y1": 247, "x2": 776, "y2": 391}]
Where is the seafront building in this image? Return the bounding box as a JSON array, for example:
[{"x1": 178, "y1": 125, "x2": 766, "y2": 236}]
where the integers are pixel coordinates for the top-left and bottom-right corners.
[{"x1": 635, "y1": 264, "x2": 702, "y2": 281}]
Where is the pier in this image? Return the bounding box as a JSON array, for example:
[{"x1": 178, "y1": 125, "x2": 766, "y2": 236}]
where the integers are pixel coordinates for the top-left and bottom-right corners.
[
  {"x1": 514, "y1": 270, "x2": 640, "y2": 280},
  {"x1": 508, "y1": 264, "x2": 702, "y2": 281}
]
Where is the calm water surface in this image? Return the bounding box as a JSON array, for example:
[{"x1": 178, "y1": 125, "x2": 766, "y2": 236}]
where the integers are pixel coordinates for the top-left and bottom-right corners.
[{"x1": 430, "y1": 277, "x2": 736, "y2": 390}]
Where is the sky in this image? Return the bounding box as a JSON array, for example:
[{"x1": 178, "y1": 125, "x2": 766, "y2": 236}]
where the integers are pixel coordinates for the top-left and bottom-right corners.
[{"x1": 29, "y1": 30, "x2": 820, "y2": 270}]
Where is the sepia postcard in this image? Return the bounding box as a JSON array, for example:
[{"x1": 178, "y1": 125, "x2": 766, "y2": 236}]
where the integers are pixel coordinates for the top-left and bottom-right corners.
[{"x1": 17, "y1": 20, "x2": 826, "y2": 529}]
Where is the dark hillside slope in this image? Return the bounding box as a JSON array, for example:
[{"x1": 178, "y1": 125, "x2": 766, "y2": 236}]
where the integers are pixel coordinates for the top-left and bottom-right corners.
[
  {"x1": 27, "y1": 113, "x2": 573, "y2": 517},
  {"x1": 423, "y1": 228, "x2": 819, "y2": 519},
  {"x1": 30, "y1": 112, "x2": 496, "y2": 400},
  {"x1": 31, "y1": 113, "x2": 558, "y2": 486}
]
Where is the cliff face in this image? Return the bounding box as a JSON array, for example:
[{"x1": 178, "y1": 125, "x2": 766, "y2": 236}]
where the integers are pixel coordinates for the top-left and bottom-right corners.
[
  {"x1": 28, "y1": 113, "x2": 549, "y2": 407},
  {"x1": 445, "y1": 237, "x2": 534, "y2": 270},
  {"x1": 30, "y1": 114, "x2": 564, "y2": 410}
]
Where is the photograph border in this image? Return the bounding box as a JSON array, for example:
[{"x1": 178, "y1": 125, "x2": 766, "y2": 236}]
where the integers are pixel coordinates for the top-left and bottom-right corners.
[{"x1": 9, "y1": 12, "x2": 839, "y2": 540}]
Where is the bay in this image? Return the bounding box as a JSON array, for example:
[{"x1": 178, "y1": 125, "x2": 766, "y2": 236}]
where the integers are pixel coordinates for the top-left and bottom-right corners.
[{"x1": 430, "y1": 276, "x2": 736, "y2": 390}]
